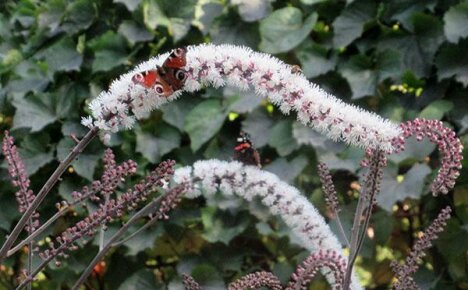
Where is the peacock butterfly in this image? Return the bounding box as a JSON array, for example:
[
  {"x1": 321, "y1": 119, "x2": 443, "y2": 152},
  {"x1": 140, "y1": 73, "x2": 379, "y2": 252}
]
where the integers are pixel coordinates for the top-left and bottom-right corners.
[{"x1": 132, "y1": 47, "x2": 188, "y2": 97}]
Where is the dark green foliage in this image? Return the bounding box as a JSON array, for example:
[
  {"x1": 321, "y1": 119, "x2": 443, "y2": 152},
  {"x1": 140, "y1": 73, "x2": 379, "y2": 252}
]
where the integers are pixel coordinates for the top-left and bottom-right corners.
[{"x1": 0, "y1": 0, "x2": 466, "y2": 289}]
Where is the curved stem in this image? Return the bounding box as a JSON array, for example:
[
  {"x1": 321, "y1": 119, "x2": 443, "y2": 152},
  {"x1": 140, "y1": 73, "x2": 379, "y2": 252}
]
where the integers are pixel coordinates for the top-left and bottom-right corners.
[{"x1": 0, "y1": 126, "x2": 99, "y2": 262}]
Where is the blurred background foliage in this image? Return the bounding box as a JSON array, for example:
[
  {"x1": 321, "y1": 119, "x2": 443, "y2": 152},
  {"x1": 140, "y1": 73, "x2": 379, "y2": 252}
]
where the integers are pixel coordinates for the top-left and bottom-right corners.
[{"x1": 0, "y1": 0, "x2": 467, "y2": 289}]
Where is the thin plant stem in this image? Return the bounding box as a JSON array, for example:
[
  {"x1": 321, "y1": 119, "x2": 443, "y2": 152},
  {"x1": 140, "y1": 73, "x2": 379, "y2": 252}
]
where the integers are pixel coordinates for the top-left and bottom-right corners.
[
  {"x1": 334, "y1": 211, "x2": 350, "y2": 248},
  {"x1": 0, "y1": 126, "x2": 99, "y2": 262},
  {"x1": 26, "y1": 221, "x2": 32, "y2": 290},
  {"x1": 99, "y1": 194, "x2": 110, "y2": 251},
  {"x1": 343, "y1": 151, "x2": 383, "y2": 289},
  {"x1": 70, "y1": 194, "x2": 168, "y2": 290},
  {"x1": 15, "y1": 217, "x2": 102, "y2": 290},
  {"x1": 111, "y1": 215, "x2": 159, "y2": 247},
  {"x1": 343, "y1": 190, "x2": 366, "y2": 290},
  {"x1": 8, "y1": 188, "x2": 101, "y2": 257}
]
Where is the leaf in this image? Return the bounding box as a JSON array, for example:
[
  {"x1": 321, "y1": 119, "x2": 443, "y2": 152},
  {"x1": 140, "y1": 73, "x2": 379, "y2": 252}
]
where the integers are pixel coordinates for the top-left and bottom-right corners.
[
  {"x1": 18, "y1": 134, "x2": 54, "y2": 176},
  {"x1": 232, "y1": 0, "x2": 272, "y2": 22},
  {"x1": 435, "y1": 39, "x2": 468, "y2": 86},
  {"x1": 241, "y1": 108, "x2": 275, "y2": 147},
  {"x1": 36, "y1": 37, "x2": 82, "y2": 72},
  {"x1": 332, "y1": 0, "x2": 377, "y2": 48},
  {"x1": 56, "y1": 138, "x2": 103, "y2": 180},
  {"x1": 184, "y1": 99, "x2": 227, "y2": 151},
  {"x1": 387, "y1": 136, "x2": 436, "y2": 164},
  {"x1": 193, "y1": 0, "x2": 224, "y2": 34},
  {"x1": 377, "y1": 163, "x2": 432, "y2": 211},
  {"x1": 114, "y1": 0, "x2": 142, "y2": 11},
  {"x1": 210, "y1": 13, "x2": 260, "y2": 48},
  {"x1": 162, "y1": 97, "x2": 200, "y2": 131},
  {"x1": 122, "y1": 226, "x2": 163, "y2": 256},
  {"x1": 89, "y1": 31, "x2": 128, "y2": 73},
  {"x1": 143, "y1": 0, "x2": 170, "y2": 29},
  {"x1": 12, "y1": 94, "x2": 58, "y2": 132},
  {"x1": 190, "y1": 264, "x2": 225, "y2": 290},
  {"x1": 419, "y1": 100, "x2": 454, "y2": 120},
  {"x1": 61, "y1": 0, "x2": 97, "y2": 34},
  {"x1": 295, "y1": 41, "x2": 336, "y2": 78},
  {"x1": 443, "y1": 2, "x2": 468, "y2": 43},
  {"x1": 201, "y1": 208, "x2": 249, "y2": 245},
  {"x1": 136, "y1": 125, "x2": 181, "y2": 163},
  {"x1": 118, "y1": 20, "x2": 153, "y2": 45},
  {"x1": 259, "y1": 8, "x2": 317, "y2": 54},
  {"x1": 264, "y1": 155, "x2": 308, "y2": 182},
  {"x1": 225, "y1": 87, "x2": 262, "y2": 113},
  {"x1": 377, "y1": 13, "x2": 444, "y2": 78},
  {"x1": 340, "y1": 54, "x2": 378, "y2": 99},
  {"x1": 268, "y1": 120, "x2": 299, "y2": 156},
  {"x1": 340, "y1": 50, "x2": 401, "y2": 99},
  {"x1": 118, "y1": 270, "x2": 158, "y2": 290}
]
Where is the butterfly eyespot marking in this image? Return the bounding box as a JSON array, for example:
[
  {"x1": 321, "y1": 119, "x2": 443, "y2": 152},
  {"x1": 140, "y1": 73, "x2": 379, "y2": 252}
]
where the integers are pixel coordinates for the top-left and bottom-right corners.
[
  {"x1": 154, "y1": 84, "x2": 165, "y2": 95},
  {"x1": 175, "y1": 70, "x2": 187, "y2": 81},
  {"x1": 132, "y1": 73, "x2": 144, "y2": 82},
  {"x1": 173, "y1": 48, "x2": 184, "y2": 57}
]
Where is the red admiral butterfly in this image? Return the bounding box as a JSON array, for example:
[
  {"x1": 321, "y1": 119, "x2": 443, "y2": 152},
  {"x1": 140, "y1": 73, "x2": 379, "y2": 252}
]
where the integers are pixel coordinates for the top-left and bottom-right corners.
[
  {"x1": 132, "y1": 47, "x2": 188, "y2": 97},
  {"x1": 233, "y1": 131, "x2": 261, "y2": 168}
]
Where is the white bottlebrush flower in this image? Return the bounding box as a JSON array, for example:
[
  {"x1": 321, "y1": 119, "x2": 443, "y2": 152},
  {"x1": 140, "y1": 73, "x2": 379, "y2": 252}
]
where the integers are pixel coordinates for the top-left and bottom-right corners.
[
  {"x1": 173, "y1": 159, "x2": 363, "y2": 290},
  {"x1": 83, "y1": 44, "x2": 402, "y2": 152}
]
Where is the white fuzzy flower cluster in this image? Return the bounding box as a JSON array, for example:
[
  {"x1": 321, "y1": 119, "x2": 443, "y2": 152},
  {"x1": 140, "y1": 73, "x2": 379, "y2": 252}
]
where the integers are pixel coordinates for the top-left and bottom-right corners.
[
  {"x1": 83, "y1": 44, "x2": 401, "y2": 151},
  {"x1": 173, "y1": 159, "x2": 363, "y2": 290}
]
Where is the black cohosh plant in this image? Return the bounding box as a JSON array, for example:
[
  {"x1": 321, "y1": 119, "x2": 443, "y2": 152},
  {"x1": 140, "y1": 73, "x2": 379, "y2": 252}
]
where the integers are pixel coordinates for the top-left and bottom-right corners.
[{"x1": 0, "y1": 45, "x2": 462, "y2": 290}]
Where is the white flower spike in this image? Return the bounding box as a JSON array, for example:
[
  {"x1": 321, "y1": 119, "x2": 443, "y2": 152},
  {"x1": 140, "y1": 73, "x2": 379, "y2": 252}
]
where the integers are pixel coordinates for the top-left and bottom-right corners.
[
  {"x1": 173, "y1": 159, "x2": 363, "y2": 290},
  {"x1": 83, "y1": 44, "x2": 402, "y2": 152}
]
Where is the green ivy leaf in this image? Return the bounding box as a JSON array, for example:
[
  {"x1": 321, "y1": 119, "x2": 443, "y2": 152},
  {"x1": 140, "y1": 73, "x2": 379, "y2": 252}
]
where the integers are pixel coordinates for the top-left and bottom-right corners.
[
  {"x1": 234, "y1": 0, "x2": 272, "y2": 22},
  {"x1": 143, "y1": 0, "x2": 170, "y2": 29},
  {"x1": 419, "y1": 100, "x2": 454, "y2": 120},
  {"x1": 443, "y1": 2, "x2": 468, "y2": 43},
  {"x1": 378, "y1": 13, "x2": 444, "y2": 77},
  {"x1": 136, "y1": 125, "x2": 181, "y2": 163},
  {"x1": 57, "y1": 138, "x2": 103, "y2": 180},
  {"x1": 117, "y1": 270, "x2": 158, "y2": 290},
  {"x1": 377, "y1": 163, "x2": 432, "y2": 211},
  {"x1": 340, "y1": 49, "x2": 401, "y2": 99},
  {"x1": 89, "y1": 31, "x2": 128, "y2": 73},
  {"x1": 12, "y1": 94, "x2": 58, "y2": 132},
  {"x1": 201, "y1": 207, "x2": 249, "y2": 244},
  {"x1": 162, "y1": 97, "x2": 201, "y2": 131},
  {"x1": 193, "y1": 0, "x2": 224, "y2": 34},
  {"x1": 340, "y1": 54, "x2": 378, "y2": 99},
  {"x1": 118, "y1": 20, "x2": 153, "y2": 45},
  {"x1": 36, "y1": 38, "x2": 83, "y2": 72},
  {"x1": 18, "y1": 134, "x2": 54, "y2": 176},
  {"x1": 435, "y1": 39, "x2": 468, "y2": 86},
  {"x1": 264, "y1": 155, "x2": 308, "y2": 182},
  {"x1": 210, "y1": 13, "x2": 260, "y2": 48},
  {"x1": 114, "y1": 0, "x2": 142, "y2": 11},
  {"x1": 61, "y1": 0, "x2": 97, "y2": 34},
  {"x1": 268, "y1": 120, "x2": 299, "y2": 156},
  {"x1": 259, "y1": 8, "x2": 317, "y2": 54},
  {"x1": 332, "y1": 0, "x2": 377, "y2": 48},
  {"x1": 295, "y1": 41, "x2": 336, "y2": 78},
  {"x1": 122, "y1": 226, "x2": 163, "y2": 256},
  {"x1": 184, "y1": 99, "x2": 227, "y2": 151},
  {"x1": 242, "y1": 108, "x2": 275, "y2": 147}
]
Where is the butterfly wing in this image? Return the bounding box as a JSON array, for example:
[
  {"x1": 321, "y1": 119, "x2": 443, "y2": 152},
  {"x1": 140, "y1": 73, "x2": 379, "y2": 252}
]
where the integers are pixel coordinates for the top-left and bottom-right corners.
[
  {"x1": 132, "y1": 70, "x2": 158, "y2": 88},
  {"x1": 163, "y1": 47, "x2": 187, "y2": 68},
  {"x1": 132, "y1": 69, "x2": 173, "y2": 97}
]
